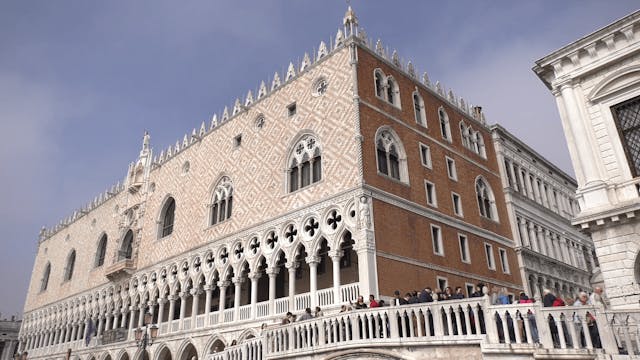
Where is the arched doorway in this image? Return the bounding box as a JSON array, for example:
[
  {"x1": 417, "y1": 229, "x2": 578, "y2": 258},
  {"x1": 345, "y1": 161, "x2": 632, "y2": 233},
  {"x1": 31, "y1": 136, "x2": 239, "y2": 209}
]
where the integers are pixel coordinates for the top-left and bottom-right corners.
[
  {"x1": 209, "y1": 339, "x2": 225, "y2": 354},
  {"x1": 178, "y1": 342, "x2": 198, "y2": 360}
]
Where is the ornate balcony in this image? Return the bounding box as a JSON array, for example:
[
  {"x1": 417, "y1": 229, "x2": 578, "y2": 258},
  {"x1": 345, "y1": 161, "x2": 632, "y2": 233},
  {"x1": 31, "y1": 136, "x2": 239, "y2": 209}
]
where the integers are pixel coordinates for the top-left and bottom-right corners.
[{"x1": 105, "y1": 257, "x2": 136, "y2": 281}]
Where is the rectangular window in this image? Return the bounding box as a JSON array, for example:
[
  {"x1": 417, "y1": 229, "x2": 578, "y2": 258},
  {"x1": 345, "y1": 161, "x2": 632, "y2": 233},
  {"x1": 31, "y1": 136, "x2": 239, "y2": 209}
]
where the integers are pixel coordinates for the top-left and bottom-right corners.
[
  {"x1": 287, "y1": 102, "x2": 297, "y2": 117},
  {"x1": 419, "y1": 143, "x2": 432, "y2": 168},
  {"x1": 431, "y1": 225, "x2": 444, "y2": 256},
  {"x1": 499, "y1": 248, "x2": 510, "y2": 274},
  {"x1": 425, "y1": 181, "x2": 437, "y2": 207},
  {"x1": 437, "y1": 276, "x2": 448, "y2": 291},
  {"x1": 466, "y1": 283, "x2": 475, "y2": 297},
  {"x1": 452, "y1": 192, "x2": 463, "y2": 217},
  {"x1": 485, "y1": 243, "x2": 495, "y2": 270},
  {"x1": 446, "y1": 156, "x2": 457, "y2": 181},
  {"x1": 458, "y1": 234, "x2": 470, "y2": 263}
]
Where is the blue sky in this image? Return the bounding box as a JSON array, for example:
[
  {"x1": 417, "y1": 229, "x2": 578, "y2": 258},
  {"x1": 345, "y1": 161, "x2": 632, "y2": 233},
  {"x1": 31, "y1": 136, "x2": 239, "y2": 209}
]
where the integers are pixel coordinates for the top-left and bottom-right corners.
[{"x1": 1, "y1": 1, "x2": 638, "y2": 318}]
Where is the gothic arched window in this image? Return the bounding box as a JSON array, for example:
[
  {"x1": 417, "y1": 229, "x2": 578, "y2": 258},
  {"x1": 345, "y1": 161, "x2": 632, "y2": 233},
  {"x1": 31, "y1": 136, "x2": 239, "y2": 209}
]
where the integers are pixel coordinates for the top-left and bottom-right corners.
[
  {"x1": 374, "y1": 70, "x2": 385, "y2": 98},
  {"x1": 64, "y1": 250, "x2": 76, "y2": 281},
  {"x1": 288, "y1": 135, "x2": 322, "y2": 192},
  {"x1": 386, "y1": 76, "x2": 400, "y2": 107},
  {"x1": 160, "y1": 197, "x2": 176, "y2": 238},
  {"x1": 41, "y1": 262, "x2": 51, "y2": 292},
  {"x1": 413, "y1": 91, "x2": 426, "y2": 126},
  {"x1": 375, "y1": 128, "x2": 408, "y2": 183},
  {"x1": 439, "y1": 107, "x2": 451, "y2": 141},
  {"x1": 211, "y1": 176, "x2": 233, "y2": 225},
  {"x1": 476, "y1": 177, "x2": 498, "y2": 221},
  {"x1": 95, "y1": 234, "x2": 107, "y2": 267},
  {"x1": 119, "y1": 230, "x2": 134, "y2": 261}
]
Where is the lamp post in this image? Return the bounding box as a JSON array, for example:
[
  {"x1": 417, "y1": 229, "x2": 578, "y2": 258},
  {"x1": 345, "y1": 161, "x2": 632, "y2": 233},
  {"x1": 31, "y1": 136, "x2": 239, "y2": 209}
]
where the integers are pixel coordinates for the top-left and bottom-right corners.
[{"x1": 134, "y1": 312, "x2": 158, "y2": 353}]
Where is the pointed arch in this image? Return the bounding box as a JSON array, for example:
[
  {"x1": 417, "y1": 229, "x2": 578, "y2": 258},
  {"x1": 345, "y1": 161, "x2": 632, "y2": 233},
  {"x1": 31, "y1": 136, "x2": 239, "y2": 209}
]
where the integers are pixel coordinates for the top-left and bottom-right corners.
[
  {"x1": 205, "y1": 335, "x2": 227, "y2": 354},
  {"x1": 210, "y1": 176, "x2": 234, "y2": 226},
  {"x1": 386, "y1": 75, "x2": 401, "y2": 107},
  {"x1": 375, "y1": 126, "x2": 409, "y2": 183},
  {"x1": 95, "y1": 233, "x2": 108, "y2": 267},
  {"x1": 40, "y1": 262, "x2": 51, "y2": 292},
  {"x1": 438, "y1": 107, "x2": 452, "y2": 141},
  {"x1": 158, "y1": 196, "x2": 176, "y2": 238},
  {"x1": 413, "y1": 90, "x2": 426, "y2": 126},
  {"x1": 374, "y1": 69, "x2": 385, "y2": 98},
  {"x1": 287, "y1": 133, "x2": 322, "y2": 192},
  {"x1": 153, "y1": 343, "x2": 173, "y2": 360},
  {"x1": 64, "y1": 249, "x2": 76, "y2": 281},
  {"x1": 476, "y1": 176, "x2": 498, "y2": 221},
  {"x1": 119, "y1": 229, "x2": 134, "y2": 261},
  {"x1": 459, "y1": 121, "x2": 470, "y2": 148}
]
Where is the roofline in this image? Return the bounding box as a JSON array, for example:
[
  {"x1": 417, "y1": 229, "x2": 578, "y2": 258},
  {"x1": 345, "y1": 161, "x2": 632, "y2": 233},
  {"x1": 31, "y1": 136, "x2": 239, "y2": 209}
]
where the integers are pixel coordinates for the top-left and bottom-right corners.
[{"x1": 489, "y1": 123, "x2": 577, "y2": 187}]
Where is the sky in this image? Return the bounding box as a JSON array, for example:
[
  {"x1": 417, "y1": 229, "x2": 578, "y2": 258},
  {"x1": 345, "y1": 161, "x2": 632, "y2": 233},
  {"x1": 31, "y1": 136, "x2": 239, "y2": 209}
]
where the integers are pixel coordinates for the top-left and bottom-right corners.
[{"x1": 0, "y1": 1, "x2": 638, "y2": 319}]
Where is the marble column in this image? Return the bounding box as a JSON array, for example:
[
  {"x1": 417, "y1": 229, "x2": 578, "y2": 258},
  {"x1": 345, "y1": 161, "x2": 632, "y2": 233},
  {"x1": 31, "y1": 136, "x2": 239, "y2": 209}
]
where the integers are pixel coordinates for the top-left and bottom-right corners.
[
  {"x1": 329, "y1": 250, "x2": 344, "y2": 304},
  {"x1": 307, "y1": 256, "x2": 320, "y2": 308}
]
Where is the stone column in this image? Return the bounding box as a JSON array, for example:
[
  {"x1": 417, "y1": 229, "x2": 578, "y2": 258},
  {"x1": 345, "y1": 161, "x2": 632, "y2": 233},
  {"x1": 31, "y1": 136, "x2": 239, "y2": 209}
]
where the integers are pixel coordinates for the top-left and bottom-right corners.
[
  {"x1": 204, "y1": 285, "x2": 213, "y2": 320},
  {"x1": 544, "y1": 229, "x2": 554, "y2": 259},
  {"x1": 524, "y1": 171, "x2": 535, "y2": 200},
  {"x1": 70, "y1": 323, "x2": 78, "y2": 342},
  {"x1": 356, "y1": 243, "x2": 379, "y2": 300},
  {"x1": 97, "y1": 316, "x2": 104, "y2": 336},
  {"x1": 128, "y1": 307, "x2": 136, "y2": 330},
  {"x1": 168, "y1": 296, "x2": 176, "y2": 324},
  {"x1": 233, "y1": 276, "x2": 244, "y2": 320},
  {"x1": 112, "y1": 311, "x2": 119, "y2": 329},
  {"x1": 307, "y1": 256, "x2": 320, "y2": 308},
  {"x1": 286, "y1": 262, "x2": 298, "y2": 311},
  {"x1": 104, "y1": 314, "x2": 112, "y2": 332},
  {"x1": 537, "y1": 226, "x2": 547, "y2": 256},
  {"x1": 157, "y1": 299, "x2": 166, "y2": 325},
  {"x1": 65, "y1": 324, "x2": 72, "y2": 342},
  {"x1": 249, "y1": 272, "x2": 260, "y2": 318},
  {"x1": 178, "y1": 292, "x2": 187, "y2": 328},
  {"x1": 532, "y1": 177, "x2": 542, "y2": 203},
  {"x1": 120, "y1": 308, "x2": 128, "y2": 329},
  {"x1": 517, "y1": 218, "x2": 530, "y2": 248},
  {"x1": 138, "y1": 305, "x2": 146, "y2": 327},
  {"x1": 528, "y1": 222, "x2": 538, "y2": 252},
  {"x1": 191, "y1": 288, "x2": 201, "y2": 318},
  {"x1": 508, "y1": 160, "x2": 518, "y2": 191},
  {"x1": 266, "y1": 268, "x2": 279, "y2": 316},
  {"x1": 217, "y1": 281, "x2": 229, "y2": 323},
  {"x1": 329, "y1": 250, "x2": 344, "y2": 304},
  {"x1": 516, "y1": 167, "x2": 526, "y2": 196}
]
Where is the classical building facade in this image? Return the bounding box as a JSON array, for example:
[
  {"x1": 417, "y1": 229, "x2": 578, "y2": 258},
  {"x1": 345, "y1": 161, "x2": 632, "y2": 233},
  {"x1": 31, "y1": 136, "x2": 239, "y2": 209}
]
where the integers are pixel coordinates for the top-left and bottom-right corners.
[
  {"x1": 491, "y1": 125, "x2": 596, "y2": 299},
  {"x1": 0, "y1": 318, "x2": 21, "y2": 360},
  {"x1": 534, "y1": 10, "x2": 640, "y2": 309},
  {"x1": 17, "y1": 8, "x2": 530, "y2": 360}
]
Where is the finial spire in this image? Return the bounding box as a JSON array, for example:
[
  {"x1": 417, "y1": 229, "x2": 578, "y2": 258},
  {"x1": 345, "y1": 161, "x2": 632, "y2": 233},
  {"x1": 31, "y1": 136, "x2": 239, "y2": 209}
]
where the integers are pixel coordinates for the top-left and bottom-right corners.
[{"x1": 343, "y1": 5, "x2": 358, "y2": 37}]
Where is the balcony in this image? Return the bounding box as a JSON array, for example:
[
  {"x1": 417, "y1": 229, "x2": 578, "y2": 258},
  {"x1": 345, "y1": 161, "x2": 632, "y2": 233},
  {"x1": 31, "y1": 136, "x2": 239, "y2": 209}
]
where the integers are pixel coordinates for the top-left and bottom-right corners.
[{"x1": 105, "y1": 258, "x2": 136, "y2": 281}]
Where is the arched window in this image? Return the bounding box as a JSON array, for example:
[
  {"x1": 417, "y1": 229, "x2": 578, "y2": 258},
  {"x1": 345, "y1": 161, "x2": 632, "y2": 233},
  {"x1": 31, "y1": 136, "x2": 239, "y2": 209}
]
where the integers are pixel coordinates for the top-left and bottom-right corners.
[
  {"x1": 95, "y1": 234, "x2": 107, "y2": 267},
  {"x1": 375, "y1": 128, "x2": 408, "y2": 183},
  {"x1": 288, "y1": 135, "x2": 322, "y2": 192},
  {"x1": 386, "y1": 76, "x2": 400, "y2": 107},
  {"x1": 439, "y1": 107, "x2": 451, "y2": 141},
  {"x1": 211, "y1": 176, "x2": 233, "y2": 225},
  {"x1": 413, "y1": 91, "x2": 426, "y2": 126},
  {"x1": 64, "y1": 250, "x2": 76, "y2": 281},
  {"x1": 472, "y1": 131, "x2": 480, "y2": 154},
  {"x1": 476, "y1": 177, "x2": 498, "y2": 220},
  {"x1": 40, "y1": 262, "x2": 51, "y2": 292},
  {"x1": 119, "y1": 230, "x2": 134, "y2": 261},
  {"x1": 460, "y1": 121, "x2": 470, "y2": 148},
  {"x1": 477, "y1": 133, "x2": 486, "y2": 158},
  {"x1": 374, "y1": 70, "x2": 385, "y2": 98},
  {"x1": 160, "y1": 197, "x2": 175, "y2": 238}
]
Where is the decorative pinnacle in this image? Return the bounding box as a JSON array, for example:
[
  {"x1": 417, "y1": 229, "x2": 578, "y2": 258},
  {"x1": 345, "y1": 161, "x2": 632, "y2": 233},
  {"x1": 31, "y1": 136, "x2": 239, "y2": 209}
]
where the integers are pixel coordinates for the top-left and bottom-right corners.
[{"x1": 343, "y1": 5, "x2": 358, "y2": 26}]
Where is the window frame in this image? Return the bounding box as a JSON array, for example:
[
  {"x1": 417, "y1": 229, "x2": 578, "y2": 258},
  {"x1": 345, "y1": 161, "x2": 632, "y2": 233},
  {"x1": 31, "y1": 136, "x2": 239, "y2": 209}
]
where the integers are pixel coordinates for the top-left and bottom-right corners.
[
  {"x1": 419, "y1": 143, "x2": 432, "y2": 169},
  {"x1": 425, "y1": 180, "x2": 437, "y2": 207},
  {"x1": 287, "y1": 135, "x2": 323, "y2": 193},
  {"x1": 159, "y1": 197, "x2": 176, "y2": 239},
  {"x1": 484, "y1": 243, "x2": 496, "y2": 271},
  {"x1": 452, "y1": 192, "x2": 463, "y2": 217},
  {"x1": 498, "y1": 248, "x2": 510, "y2": 274},
  {"x1": 458, "y1": 233, "x2": 470, "y2": 264},
  {"x1": 413, "y1": 91, "x2": 426, "y2": 127},
  {"x1": 438, "y1": 107, "x2": 452, "y2": 142},
  {"x1": 431, "y1": 224, "x2": 444, "y2": 256},
  {"x1": 437, "y1": 276, "x2": 448, "y2": 291},
  {"x1": 445, "y1": 156, "x2": 458, "y2": 181},
  {"x1": 95, "y1": 234, "x2": 108, "y2": 268},
  {"x1": 64, "y1": 249, "x2": 76, "y2": 282}
]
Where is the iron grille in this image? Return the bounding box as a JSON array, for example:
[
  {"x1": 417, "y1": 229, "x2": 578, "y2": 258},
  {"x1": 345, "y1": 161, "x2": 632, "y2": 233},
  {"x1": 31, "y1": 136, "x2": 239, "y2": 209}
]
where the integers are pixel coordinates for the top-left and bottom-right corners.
[{"x1": 612, "y1": 95, "x2": 640, "y2": 177}]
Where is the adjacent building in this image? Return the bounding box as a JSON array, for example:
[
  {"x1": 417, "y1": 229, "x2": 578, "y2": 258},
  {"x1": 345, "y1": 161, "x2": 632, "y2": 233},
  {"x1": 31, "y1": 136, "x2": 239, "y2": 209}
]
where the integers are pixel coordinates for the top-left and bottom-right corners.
[
  {"x1": 0, "y1": 317, "x2": 21, "y2": 360},
  {"x1": 491, "y1": 125, "x2": 596, "y2": 299},
  {"x1": 534, "y1": 10, "x2": 640, "y2": 309},
  {"x1": 17, "y1": 7, "x2": 528, "y2": 360}
]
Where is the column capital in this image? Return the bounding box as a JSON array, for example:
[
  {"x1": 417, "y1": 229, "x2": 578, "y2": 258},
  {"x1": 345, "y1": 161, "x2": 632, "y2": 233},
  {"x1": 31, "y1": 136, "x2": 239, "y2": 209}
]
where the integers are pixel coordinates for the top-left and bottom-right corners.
[
  {"x1": 285, "y1": 261, "x2": 299, "y2": 270},
  {"x1": 305, "y1": 255, "x2": 321, "y2": 265},
  {"x1": 328, "y1": 249, "x2": 344, "y2": 259},
  {"x1": 168, "y1": 295, "x2": 178, "y2": 302},
  {"x1": 157, "y1": 298, "x2": 167, "y2": 305},
  {"x1": 179, "y1": 291, "x2": 189, "y2": 299},
  {"x1": 266, "y1": 267, "x2": 280, "y2": 277},
  {"x1": 217, "y1": 280, "x2": 231, "y2": 288},
  {"x1": 189, "y1": 288, "x2": 202, "y2": 296},
  {"x1": 248, "y1": 271, "x2": 263, "y2": 281},
  {"x1": 203, "y1": 284, "x2": 215, "y2": 291},
  {"x1": 232, "y1": 276, "x2": 246, "y2": 285}
]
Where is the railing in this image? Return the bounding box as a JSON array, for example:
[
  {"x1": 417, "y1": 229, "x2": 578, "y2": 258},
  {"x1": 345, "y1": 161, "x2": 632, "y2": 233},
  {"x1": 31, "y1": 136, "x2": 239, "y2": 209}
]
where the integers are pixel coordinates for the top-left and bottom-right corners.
[
  {"x1": 605, "y1": 309, "x2": 640, "y2": 355},
  {"x1": 256, "y1": 302, "x2": 270, "y2": 318},
  {"x1": 275, "y1": 298, "x2": 289, "y2": 315},
  {"x1": 170, "y1": 320, "x2": 179, "y2": 333},
  {"x1": 196, "y1": 314, "x2": 206, "y2": 329},
  {"x1": 223, "y1": 309, "x2": 235, "y2": 323},
  {"x1": 340, "y1": 283, "x2": 359, "y2": 303},
  {"x1": 239, "y1": 305, "x2": 252, "y2": 321},
  {"x1": 183, "y1": 318, "x2": 191, "y2": 331},
  {"x1": 294, "y1": 293, "x2": 310, "y2": 311},
  {"x1": 208, "y1": 338, "x2": 263, "y2": 360},
  {"x1": 316, "y1": 288, "x2": 334, "y2": 307},
  {"x1": 209, "y1": 311, "x2": 219, "y2": 326}
]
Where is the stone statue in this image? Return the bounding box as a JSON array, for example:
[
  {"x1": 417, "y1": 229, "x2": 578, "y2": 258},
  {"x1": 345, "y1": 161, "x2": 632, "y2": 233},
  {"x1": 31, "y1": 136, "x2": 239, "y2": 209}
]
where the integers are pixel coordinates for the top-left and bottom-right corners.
[{"x1": 358, "y1": 196, "x2": 371, "y2": 229}]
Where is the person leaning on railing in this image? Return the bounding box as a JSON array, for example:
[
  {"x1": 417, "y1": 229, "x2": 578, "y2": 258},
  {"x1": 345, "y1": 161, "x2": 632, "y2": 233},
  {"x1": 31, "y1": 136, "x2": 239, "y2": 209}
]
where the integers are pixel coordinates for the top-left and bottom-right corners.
[{"x1": 573, "y1": 291, "x2": 602, "y2": 348}]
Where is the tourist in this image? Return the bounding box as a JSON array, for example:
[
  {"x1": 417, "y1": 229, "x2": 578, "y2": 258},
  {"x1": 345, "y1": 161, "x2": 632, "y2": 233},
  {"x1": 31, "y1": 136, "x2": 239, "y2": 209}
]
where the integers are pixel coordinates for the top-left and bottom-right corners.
[
  {"x1": 451, "y1": 287, "x2": 465, "y2": 299},
  {"x1": 589, "y1": 287, "x2": 608, "y2": 309},
  {"x1": 282, "y1": 312, "x2": 295, "y2": 324},
  {"x1": 394, "y1": 290, "x2": 408, "y2": 306},
  {"x1": 369, "y1": 295, "x2": 379, "y2": 308},
  {"x1": 434, "y1": 288, "x2": 444, "y2": 301},
  {"x1": 471, "y1": 283, "x2": 485, "y2": 298},
  {"x1": 297, "y1": 307, "x2": 313, "y2": 321},
  {"x1": 419, "y1": 287, "x2": 434, "y2": 303},
  {"x1": 378, "y1": 299, "x2": 386, "y2": 307},
  {"x1": 442, "y1": 287, "x2": 453, "y2": 300},
  {"x1": 352, "y1": 295, "x2": 368, "y2": 309},
  {"x1": 517, "y1": 292, "x2": 533, "y2": 304},
  {"x1": 314, "y1": 306, "x2": 324, "y2": 317},
  {"x1": 542, "y1": 289, "x2": 556, "y2": 307}
]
